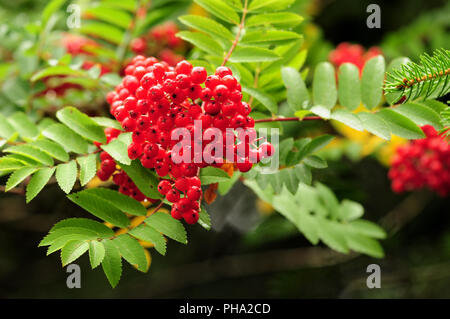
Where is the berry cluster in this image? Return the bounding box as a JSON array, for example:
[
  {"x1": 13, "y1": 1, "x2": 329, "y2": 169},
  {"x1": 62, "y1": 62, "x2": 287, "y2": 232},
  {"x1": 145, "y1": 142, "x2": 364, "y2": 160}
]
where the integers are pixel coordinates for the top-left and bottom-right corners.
[
  {"x1": 329, "y1": 42, "x2": 382, "y2": 74},
  {"x1": 131, "y1": 22, "x2": 184, "y2": 66},
  {"x1": 101, "y1": 56, "x2": 274, "y2": 224},
  {"x1": 388, "y1": 125, "x2": 450, "y2": 196}
]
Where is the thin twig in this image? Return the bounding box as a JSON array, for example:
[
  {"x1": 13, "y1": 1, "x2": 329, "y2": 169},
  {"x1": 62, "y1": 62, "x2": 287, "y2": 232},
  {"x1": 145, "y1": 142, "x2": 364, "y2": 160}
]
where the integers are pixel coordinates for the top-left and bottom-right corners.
[
  {"x1": 221, "y1": 0, "x2": 249, "y2": 66},
  {"x1": 254, "y1": 116, "x2": 322, "y2": 123}
]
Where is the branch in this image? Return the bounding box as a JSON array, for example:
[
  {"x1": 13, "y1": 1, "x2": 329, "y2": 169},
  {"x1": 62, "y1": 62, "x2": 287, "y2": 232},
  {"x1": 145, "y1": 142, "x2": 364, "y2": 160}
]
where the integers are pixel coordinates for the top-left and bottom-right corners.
[
  {"x1": 254, "y1": 116, "x2": 322, "y2": 123},
  {"x1": 221, "y1": 0, "x2": 249, "y2": 66}
]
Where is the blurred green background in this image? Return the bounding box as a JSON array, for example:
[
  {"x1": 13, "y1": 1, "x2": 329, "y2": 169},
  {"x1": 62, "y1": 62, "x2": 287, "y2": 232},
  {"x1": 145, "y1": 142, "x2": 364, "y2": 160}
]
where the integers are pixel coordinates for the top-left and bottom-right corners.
[{"x1": 0, "y1": 0, "x2": 449, "y2": 298}]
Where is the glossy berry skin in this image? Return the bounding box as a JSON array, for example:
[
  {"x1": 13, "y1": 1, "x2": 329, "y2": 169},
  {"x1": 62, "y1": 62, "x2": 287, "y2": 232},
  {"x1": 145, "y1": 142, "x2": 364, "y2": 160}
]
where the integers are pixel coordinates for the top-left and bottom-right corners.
[
  {"x1": 388, "y1": 125, "x2": 449, "y2": 196},
  {"x1": 99, "y1": 56, "x2": 276, "y2": 224}
]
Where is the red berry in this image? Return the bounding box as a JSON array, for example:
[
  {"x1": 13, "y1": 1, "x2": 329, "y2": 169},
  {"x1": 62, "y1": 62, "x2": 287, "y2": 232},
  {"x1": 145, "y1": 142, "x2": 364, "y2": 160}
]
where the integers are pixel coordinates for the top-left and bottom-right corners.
[
  {"x1": 166, "y1": 188, "x2": 180, "y2": 203},
  {"x1": 158, "y1": 180, "x2": 172, "y2": 195},
  {"x1": 187, "y1": 186, "x2": 202, "y2": 201}
]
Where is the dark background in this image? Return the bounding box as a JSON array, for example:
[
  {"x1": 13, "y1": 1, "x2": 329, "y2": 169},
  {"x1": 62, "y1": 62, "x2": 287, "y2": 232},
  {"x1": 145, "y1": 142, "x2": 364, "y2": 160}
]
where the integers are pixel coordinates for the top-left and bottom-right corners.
[{"x1": 0, "y1": 0, "x2": 449, "y2": 298}]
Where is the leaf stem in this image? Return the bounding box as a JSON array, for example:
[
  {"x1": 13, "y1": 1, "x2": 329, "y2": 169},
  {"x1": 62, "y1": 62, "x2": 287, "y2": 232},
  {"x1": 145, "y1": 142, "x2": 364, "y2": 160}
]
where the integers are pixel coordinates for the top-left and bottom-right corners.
[
  {"x1": 221, "y1": 0, "x2": 249, "y2": 66},
  {"x1": 254, "y1": 116, "x2": 322, "y2": 123}
]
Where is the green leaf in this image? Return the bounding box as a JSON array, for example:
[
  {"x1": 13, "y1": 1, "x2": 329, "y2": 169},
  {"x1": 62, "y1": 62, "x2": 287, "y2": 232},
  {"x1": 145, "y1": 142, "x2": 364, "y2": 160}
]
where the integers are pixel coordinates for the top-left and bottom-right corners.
[
  {"x1": 312, "y1": 62, "x2": 337, "y2": 109},
  {"x1": 248, "y1": 0, "x2": 295, "y2": 12},
  {"x1": 42, "y1": 0, "x2": 65, "y2": 27},
  {"x1": 242, "y1": 87, "x2": 277, "y2": 114},
  {"x1": 246, "y1": 12, "x2": 303, "y2": 27},
  {"x1": 83, "y1": 188, "x2": 147, "y2": 216},
  {"x1": 376, "y1": 109, "x2": 425, "y2": 139},
  {"x1": 31, "y1": 65, "x2": 85, "y2": 82},
  {"x1": 101, "y1": 134, "x2": 131, "y2": 165},
  {"x1": 317, "y1": 220, "x2": 349, "y2": 254},
  {"x1": 200, "y1": 167, "x2": 231, "y2": 185},
  {"x1": 281, "y1": 66, "x2": 310, "y2": 111},
  {"x1": 112, "y1": 234, "x2": 148, "y2": 272},
  {"x1": 357, "y1": 112, "x2": 391, "y2": 140},
  {"x1": 121, "y1": 160, "x2": 161, "y2": 199},
  {"x1": 129, "y1": 225, "x2": 167, "y2": 255},
  {"x1": 30, "y1": 139, "x2": 69, "y2": 162},
  {"x1": 0, "y1": 114, "x2": 16, "y2": 139},
  {"x1": 198, "y1": 207, "x2": 211, "y2": 230},
  {"x1": 145, "y1": 212, "x2": 187, "y2": 244},
  {"x1": 80, "y1": 22, "x2": 124, "y2": 45},
  {"x1": 230, "y1": 47, "x2": 280, "y2": 63},
  {"x1": 361, "y1": 55, "x2": 385, "y2": 109},
  {"x1": 392, "y1": 102, "x2": 443, "y2": 130},
  {"x1": 299, "y1": 135, "x2": 334, "y2": 158},
  {"x1": 84, "y1": 6, "x2": 132, "y2": 29},
  {"x1": 46, "y1": 218, "x2": 114, "y2": 239},
  {"x1": 55, "y1": 161, "x2": 77, "y2": 194},
  {"x1": 241, "y1": 30, "x2": 301, "y2": 44},
  {"x1": 0, "y1": 158, "x2": 25, "y2": 172},
  {"x1": 43, "y1": 124, "x2": 89, "y2": 154},
  {"x1": 8, "y1": 112, "x2": 39, "y2": 140},
  {"x1": 331, "y1": 109, "x2": 364, "y2": 131},
  {"x1": 26, "y1": 167, "x2": 56, "y2": 203},
  {"x1": 345, "y1": 232, "x2": 384, "y2": 258},
  {"x1": 303, "y1": 155, "x2": 327, "y2": 168},
  {"x1": 339, "y1": 199, "x2": 364, "y2": 221},
  {"x1": 56, "y1": 107, "x2": 106, "y2": 143},
  {"x1": 178, "y1": 15, "x2": 234, "y2": 40},
  {"x1": 102, "y1": 240, "x2": 122, "y2": 288},
  {"x1": 338, "y1": 63, "x2": 361, "y2": 110},
  {"x1": 6, "y1": 167, "x2": 38, "y2": 191},
  {"x1": 176, "y1": 31, "x2": 223, "y2": 56},
  {"x1": 61, "y1": 240, "x2": 89, "y2": 266},
  {"x1": 194, "y1": 0, "x2": 240, "y2": 24},
  {"x1": 77, "y1": 154, "x2": 97, "y2": 186},
  {"x1": 349, "y1": 220, "x2": 387, "y2": 239},
  {"x1": 67, "y1": 191, "x2": 130, "y2": 228},
  {"x1": 91, "y1": 117, "x2": 123, "y2": 130},
  {"x1": 4, "y1": 145, "x2": 54, "y2": 166},
  {"x1": 89, "y1": 240, "x2": 105, "y2": 269}
]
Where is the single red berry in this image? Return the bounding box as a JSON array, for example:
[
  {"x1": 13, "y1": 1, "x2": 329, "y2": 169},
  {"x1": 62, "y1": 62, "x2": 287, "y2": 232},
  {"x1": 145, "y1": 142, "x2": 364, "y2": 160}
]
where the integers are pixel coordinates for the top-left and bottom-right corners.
[
  {"x1": 166, "y1": 188, "x2": 180, "y2": 203},
  {"x1": 187, "y1": 186, "x2": 202, "y2": 201},
  {"x1": 174, "y1": 177, "x2": 190, "y2": 192},
  {"x1": 158, "y1": 180, "x2": 172, "y2": 195},
  {"x1": 191, "y1": 66, "x2": 207, "y2": 84}
]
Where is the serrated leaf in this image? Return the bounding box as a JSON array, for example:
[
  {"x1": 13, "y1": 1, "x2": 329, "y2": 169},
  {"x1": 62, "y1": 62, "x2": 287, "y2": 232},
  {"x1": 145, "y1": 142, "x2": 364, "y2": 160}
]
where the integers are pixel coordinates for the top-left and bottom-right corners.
[
  {"x1": 331, "y1": 109, "x2": 364, "y2": 131},
  {"x1": 89, "y1": 240, "x2": 105, "y2": 269},
  {"x1": 281, "y1": 66, "x2": 310, "y2": 111},
  {"x1": 248, "y1": 0, "x2": 295, "y2": 11},
  {"x1": 230, "y1": 47, "x2": 280, "y2": 63},
  {"x1": 348, "y1": 220, "x2": 387, "y2": 239},
  {"x1": 55, "y1": 161, "x2": 77, "y2": 194},
  {"x1": 246, "y1": 12, "x2": 303, "y2": 27},
  {"x1": 102, "y1": 240, "x2": 122, "y2": 288},
  {"x1": 67, "y1": 191, "x2": 130, "y2": 228},
  {"x1": 241, "y1": 30, "x2": 301, "y2": 44},
  {"x1": 26, "y1": 167, "x2": 55, "y2": 203},
  {"x1": 303, "y1": 155, "x2": 327, "y2": 168},
  {"x1": 376, "y1": 109, "x2": 425, "y2": 139},
  {"x1": 313, "y1": 62, "x2": 337, "y2": 109},
  {"x1": 91, "y1": 117, "x2": 123, "y2": 130},
  {"x1": 392, "y1": 102, "x2": 442, "y2": 130},
  {"x1": 199, "y1": 167, "x2": 231, "y2": 185},
  {"x1": 361, "y1": 55, "x2": 385, "y2": 109},
  {"x1": 4, "y1": 145, "x2": 54, "y2": 166},
  {"x1": 129, "y1": 225, "x2": 167, "y2": 255},
  {"x1": 338, "y1": 63, "x2": 361, "y2": 110},
  {"x1": 61, "y1": 240, "x2": 89, "y2": 266},
  {"x1": 77, "y1": 154, "x2": 97, "y2": 186},
  {"x1": 6, "y1": 166, "x2": 38, "y2": 191},
  {"x1": 121, "y1": 160, "x2": 161, "y2": 199},
  {"x1": 299, "y1": 135, "x2": 334, "y2": 158},
  {"x1": 198, "y1": 207, "x2": 211, "y2": 230},
  {"x1": 0, "y1": 158, "x2": 24, "y2": 172},
  {"x1": 43, "y1": 124, "x2": 89, "y2": 154},
  {"x1": 112, "y1": 234, "x2": 148, "y2": 272},
  {"x1": 357, "y1": 112, "x2": 391, "y2": 140},
  {"x1": 345, "y1": 232, "x2": 384, "y2": 258},
  {"x1": 30, "y1": 139, "x2": 69, "y2": 162},
  {"x1": 178, "y1": 15, "x2": 234, "y2": 40},
  {"x1": 56, "y1": 107, "x2": 106, "y2": 143},
  {"x1": 83, "y1": 188, "x2": 146, "y2": 216},
  {"x1": 176, "y1": 31, "x2": 223, "y2": 56},
  {"x1": 194, "y1": 0, "x2": 240, "y2": 24},
  {"x1": 101, "y1": 136, "x2": 130, "y2": 165},
  {"x1": 242, "y1": 87, "x2": 277, "y2": 114},
  {"x1": 145, "y1": 212, "x2": 187, "y2": 244}
]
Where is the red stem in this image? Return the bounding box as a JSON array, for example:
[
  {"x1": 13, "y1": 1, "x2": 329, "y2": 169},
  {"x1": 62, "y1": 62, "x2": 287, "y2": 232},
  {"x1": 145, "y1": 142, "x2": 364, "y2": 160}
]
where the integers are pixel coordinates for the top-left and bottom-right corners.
[{"x1": 221, "y1": 0, "x2": 248, "y2": 66}]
